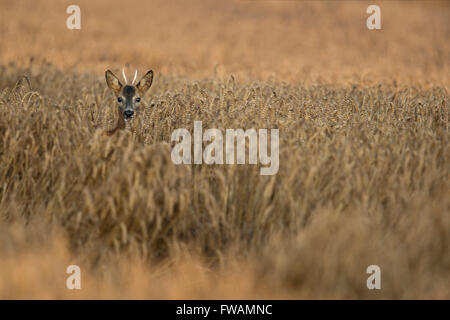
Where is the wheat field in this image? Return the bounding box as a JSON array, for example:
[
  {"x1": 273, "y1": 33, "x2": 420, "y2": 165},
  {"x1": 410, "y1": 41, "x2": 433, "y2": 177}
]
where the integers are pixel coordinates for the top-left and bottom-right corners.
[{"x1": 0, "y1": 0, "x2": 449, "y2": 299}]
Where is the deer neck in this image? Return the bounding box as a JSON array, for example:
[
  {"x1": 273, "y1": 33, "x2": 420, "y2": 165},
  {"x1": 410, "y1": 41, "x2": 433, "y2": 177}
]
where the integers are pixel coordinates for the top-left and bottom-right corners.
[{"x1": 106, "y1": 109, "x2": 126, "y2": 136}]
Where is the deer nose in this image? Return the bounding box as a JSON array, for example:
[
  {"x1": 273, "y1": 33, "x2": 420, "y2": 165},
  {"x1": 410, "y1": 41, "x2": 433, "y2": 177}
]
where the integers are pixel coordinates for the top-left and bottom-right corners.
[{"x1": 124, "y1": 110, "x2": 134, "y2": 118}]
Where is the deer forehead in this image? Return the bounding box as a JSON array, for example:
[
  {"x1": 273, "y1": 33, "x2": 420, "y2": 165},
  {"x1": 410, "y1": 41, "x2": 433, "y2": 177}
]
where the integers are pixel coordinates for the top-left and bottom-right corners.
[{"x1": 121, "y1": 85, "x2": 137, "y2": 98}]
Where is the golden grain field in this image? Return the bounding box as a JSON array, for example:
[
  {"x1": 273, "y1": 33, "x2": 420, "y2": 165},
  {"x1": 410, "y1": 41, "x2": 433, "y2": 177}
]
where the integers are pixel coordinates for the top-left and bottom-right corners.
[{"x1": 0, "y1": 0, "x2": 449, "y2": 299}]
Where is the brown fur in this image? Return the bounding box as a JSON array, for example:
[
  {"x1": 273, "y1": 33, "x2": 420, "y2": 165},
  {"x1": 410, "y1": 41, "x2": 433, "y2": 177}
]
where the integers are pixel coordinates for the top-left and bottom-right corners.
[{"x1": 106, "y1": 107, "x2": 126, "y2": 136}]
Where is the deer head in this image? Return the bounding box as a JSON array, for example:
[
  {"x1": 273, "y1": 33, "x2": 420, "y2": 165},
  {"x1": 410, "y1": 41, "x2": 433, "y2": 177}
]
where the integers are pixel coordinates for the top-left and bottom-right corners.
[{"x1": 105, "y1": 69, "x2": 154, "y2": 123}]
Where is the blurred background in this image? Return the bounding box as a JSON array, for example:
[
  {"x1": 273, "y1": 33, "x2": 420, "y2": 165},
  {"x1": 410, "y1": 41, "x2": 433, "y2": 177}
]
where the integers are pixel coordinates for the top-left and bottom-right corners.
[{"x1": 0, "y1": 0, "x2": 448, "y2": 85}]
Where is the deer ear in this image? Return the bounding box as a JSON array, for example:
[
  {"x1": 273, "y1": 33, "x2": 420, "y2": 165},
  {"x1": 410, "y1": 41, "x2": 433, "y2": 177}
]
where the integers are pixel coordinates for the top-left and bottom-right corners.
[
  {"x1": 136, "y1": 70, "x2": 153, "y2": 93},
  {"x1": 105, "y1": 70, "x2": 122, "y2": 94}
]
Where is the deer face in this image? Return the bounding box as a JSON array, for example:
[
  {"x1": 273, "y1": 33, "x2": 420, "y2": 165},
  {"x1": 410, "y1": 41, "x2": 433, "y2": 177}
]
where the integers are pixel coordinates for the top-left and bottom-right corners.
[{"x1": 105, "y1": 69, "x2": 153, "y2": 122}]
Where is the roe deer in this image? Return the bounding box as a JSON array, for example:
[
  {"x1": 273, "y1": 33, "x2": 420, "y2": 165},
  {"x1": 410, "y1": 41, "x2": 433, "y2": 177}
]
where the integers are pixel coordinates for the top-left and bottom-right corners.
[{"x1": 104, "y1": 68, "x2": 154, "y2": 136}]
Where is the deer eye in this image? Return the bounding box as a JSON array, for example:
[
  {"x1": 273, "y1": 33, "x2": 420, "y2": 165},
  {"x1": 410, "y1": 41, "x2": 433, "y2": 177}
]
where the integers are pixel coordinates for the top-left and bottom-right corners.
[
  {"x1": 117, "y1": 97, "x2": 123, "y2": 103},
  {"x1": 135, "y1": 97, "x2": 141, "y2": 103}
]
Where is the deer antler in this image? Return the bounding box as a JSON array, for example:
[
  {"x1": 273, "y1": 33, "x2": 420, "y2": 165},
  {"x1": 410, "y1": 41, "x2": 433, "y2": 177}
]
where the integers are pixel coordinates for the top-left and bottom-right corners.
[
  {"x1": 131, "y1": 70, "x2": 138, "y2": 85},
  {"x1": 122, "y1": 68, "x2": 128, "y2": 84}
]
